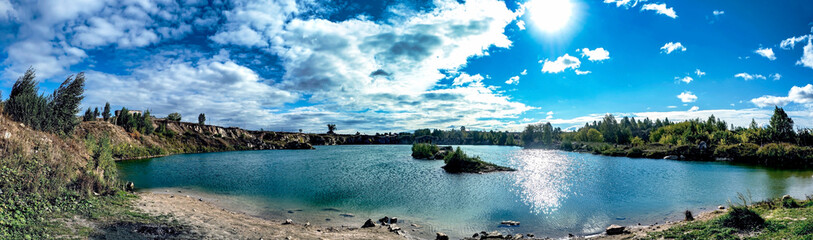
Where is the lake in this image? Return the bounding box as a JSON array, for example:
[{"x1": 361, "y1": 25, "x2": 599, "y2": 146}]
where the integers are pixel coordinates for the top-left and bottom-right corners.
[{"x1": 117, "y1": 145, "x2": 813, "y2": 238}]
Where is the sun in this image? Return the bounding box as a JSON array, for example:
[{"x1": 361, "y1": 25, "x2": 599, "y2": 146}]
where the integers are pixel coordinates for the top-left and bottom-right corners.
[{"x1": 525, "y1": 0, "x2": 574, "y2": 33}]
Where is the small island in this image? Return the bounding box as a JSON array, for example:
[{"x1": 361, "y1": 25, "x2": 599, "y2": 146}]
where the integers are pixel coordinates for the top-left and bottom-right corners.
[{"x1": 412, "y1": 143, "x2": 515, "y2": 173}]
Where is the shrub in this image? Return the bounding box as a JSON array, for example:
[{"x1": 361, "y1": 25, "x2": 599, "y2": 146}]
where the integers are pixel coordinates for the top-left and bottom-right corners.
[
  {"x1": 757, "y1": 143, "x2": 813, "y2": 168},
  {"x1": 167, "y1": 112, "x2": 182, "y2": 122},
  {"x1": 714, "y1": 143, "x2": 759, "y2": 163},
  {"x1": 719, "y1": 206, "x2": 764, "y2": 231},
  {"x1": 781, "y1": 197, "x2": 800, "y2": 208},
  {"x1": 794, "y1": 220, "x2": 813, "y2": 236},
  {"x1": 560, "y1": 141, "x2": 573, "y2": 151},
  {"x1": 411, "y1": 143, "x2": 439, "y2": 159}
]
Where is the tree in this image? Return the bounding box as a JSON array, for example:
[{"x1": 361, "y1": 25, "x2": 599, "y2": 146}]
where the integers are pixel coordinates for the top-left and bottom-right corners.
[
  {"x1": 767, "y1": 106, "x2": 795, "y2": 143},
  {"x1": 141, "y1": 110, "x2": 154, "y2": 135},
  {"x1": 93, "y1": 107, "x2": 100, "y2": 120},
  {"x1": 48, "y1": 73, "x2": 85, "y2": 135},
  {"x1": 4, "y1": 68, "x2": 49, "y2": 130},
  {"x1": 198, "y1": 113, "x2": 206, "y2": 126},
  {"x1": 83, "y1": 107, "x2": 94, "y2": 121},
  {"x1": 167, "y1": 112, "x2": 182, "y2": 122},
  {"x1": 327, "y1": 124, "x2": 337, "y2": 134},
  {"x1": 102, "y1": 102, "x2": 111, "y2": 121}
]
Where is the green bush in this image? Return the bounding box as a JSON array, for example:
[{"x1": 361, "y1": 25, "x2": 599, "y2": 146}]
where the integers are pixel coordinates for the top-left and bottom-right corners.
[
  {"x1": 719, "y1": 206, "x2": 764, "y2": 231},
  {"x1": 794, "y1": 220, "x2": 813, "y2": 236},
  {"x1": 714, "y1": 143, "x2": 759, "y2": 163},
  {"x1": 757, "y1": 143, "x2": 813, "y2": 168},
  {"x1": 781, "y1": 197, "x2": 800, "y2": 208},
  {"x1": 411, "y1": 143, "x2": 439, "y2": 159}
]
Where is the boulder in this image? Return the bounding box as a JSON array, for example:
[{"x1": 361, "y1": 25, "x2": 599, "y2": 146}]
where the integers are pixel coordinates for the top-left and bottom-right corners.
[
  {"x1": 483, "y1": 231, "x2": 503, "y2": 238},
  {"x1": 378, "y1": 216, "x2": 390, "y2": 224},
  {"x1": 390, "y1": 217, "x2": 398, "y2": 224},
  {"x1": 782, "y1": 194, "x2": 791, "y2": 200},
  {"x1": 663, "y1": 155, "x2": 679, "y2": 160},
  {"x1": 500, "y1": 220, "x2": 520, "y2": 226},
  {"x1": 125, "y1": 181, "x2": 135, "y2": 191},
  {"x1": 361, "y1": 219, "x2": 376, "y2": 228},
  {"x1": 717, "y1": 205, "x2": 725, "y2": 210},
  {"x1": 388, "y1": 224, "x2": 401, "y2": 232},
  {"x1": 605, "y1": 224, "x2": 625, "y2": 235},
  {"x1": 282, "y1": 219, "x2": 293, "y2": 225},
  {"x1": 435, "y1": 232, "x2": 449, "y2": 240}
]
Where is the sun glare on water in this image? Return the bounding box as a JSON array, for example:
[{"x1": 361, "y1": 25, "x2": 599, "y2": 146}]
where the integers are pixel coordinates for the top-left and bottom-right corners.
[{"x1": 525, "y1": 0, "x2": 574, "y2": 33}]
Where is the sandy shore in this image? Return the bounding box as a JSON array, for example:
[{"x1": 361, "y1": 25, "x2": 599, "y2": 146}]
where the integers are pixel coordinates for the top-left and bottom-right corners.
[
  {"x1": 135, "y1": 191, "x2": 728, "y2": 240},
  {"x1": 135, "y1": 192, "x2": 402, "y2": 240}
]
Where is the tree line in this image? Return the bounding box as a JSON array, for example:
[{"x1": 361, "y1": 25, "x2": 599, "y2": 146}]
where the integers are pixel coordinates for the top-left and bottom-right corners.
[{"x1": 521, "y1": 107, "x2": 813, "y2": 168}]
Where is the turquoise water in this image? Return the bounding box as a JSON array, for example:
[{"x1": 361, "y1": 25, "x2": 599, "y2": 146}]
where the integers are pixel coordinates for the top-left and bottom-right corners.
[{"x1": 117, "y1": 145, "x2": 813, "y2": 238}]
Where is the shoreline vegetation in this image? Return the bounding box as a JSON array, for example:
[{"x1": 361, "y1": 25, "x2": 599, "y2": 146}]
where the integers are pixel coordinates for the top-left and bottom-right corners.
[
  {"x1": 412, "y1": 143, "x2": 515, "y2": 173},
  {"x1": 1, "y1": 68, "x2": 812, "y2": 239}
]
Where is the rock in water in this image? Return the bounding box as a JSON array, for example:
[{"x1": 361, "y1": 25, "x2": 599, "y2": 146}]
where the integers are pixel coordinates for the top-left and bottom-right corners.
[
  {"x1": 782, "y1": 194, "x2": 791, "y2": 200},
  {"x1": 605, "y1": 224, "x2": 625, "y2": 235},
  {"x1": 717, "y1": 205, "x2": 726, "y2": 210},
  {"x1": 435, "y1": 232, "x2": 449, "y2": 240},
  {"x1": 500, "y1": 220, "x2": 520, "y2": 226},
  {"x1": 378, "y1": 216, "x2": 390, "y2": 224},
  {"x1": 390, "y1": 217, "x2": 398, "y2": 224},
  {"x1": 125, "y1": 181, "x2": 135, "y2": 191},
  {"x1": 361, "y1": 219, "x2": 376, "y2": 228}
]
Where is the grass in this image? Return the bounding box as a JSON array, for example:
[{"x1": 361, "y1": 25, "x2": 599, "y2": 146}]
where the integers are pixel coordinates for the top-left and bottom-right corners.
[
  {"x1": 0, "y1": 115, "x2": 188, "y2": 239},
  {"x1": 649, "y1": 195, "x2": 813, "y2": 240}
]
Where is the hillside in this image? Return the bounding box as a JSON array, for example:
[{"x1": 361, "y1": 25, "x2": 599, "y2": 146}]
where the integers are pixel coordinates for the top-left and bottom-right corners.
[{"x1": 75, "y1": 118, "x2": 411, "y2": 160}]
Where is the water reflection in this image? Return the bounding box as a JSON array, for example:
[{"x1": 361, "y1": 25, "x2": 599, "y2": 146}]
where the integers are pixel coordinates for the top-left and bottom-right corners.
[{"x1": 512, "y1": 149, "x2": 573, "y2": 215}]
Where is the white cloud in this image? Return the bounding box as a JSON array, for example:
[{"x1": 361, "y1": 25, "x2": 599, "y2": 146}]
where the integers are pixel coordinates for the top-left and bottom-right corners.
[
  {"x1": 688, "y1": 106, "x2": 699, "y2": 112},
  {"x1": 505, "y1": 75, "x2": 520, "y2": 85},
  {"x1": 541, "y1": 54, "x2": 581, "y2": 73},
  {"x1": 546, "y1": 111, "x2": 554, "y2": 119},
  {"x1": 516, "y1": 20, "x2": 525, "y2": 30},
  {"x1": 641, "y1": 3, "x2": 677, "y2": 19},
  {"x1": 520, "y1": 69, "x2": 528, "y2": 75},
  {"x1": 754, "y1": 47, "x2": 776, "y2": 60},
  {"x1": 770, "y1": 73, "x2": 781, "y2": 80},
  {"x1": 603, "y1": 0, "x2": 641, "y2": 8},
  {"x1": 0, "y1": 0, "x2": 16, "y2": 21},
  {"x1": 83, "y1": 51, "x2": 299, "y2": 128},
  {"x1": 579, "y1": 47, "x2": 610, "y2": 61},
  {"x1": 667, "y1": 105, "x2": 677, "y2": 109},
  {"x1": 1, "y1": 0, "x2": 209, "y2": 79},
  {"x1": 677, "y1": 91, "x2": 697, "y2": 103},
  {"x1": 660, "y1": 42, "x2": 686, "y2": 54},
  {"x1": 574, "y1": 70, "x2": 591, "y2": 75},
  {"x1": 453, "y1": 73, "x2": 485, "y2": 86},
  {"x1": 751, "y1": 84, "x2": 813, "y2": 108},
  {"x1": 677, "y1": 76, "x2": 693, "y2": 83},
  {"x1": 695, "y1": 69, "x2": 705, "y2": 77},
  {"x1": 796, "y1": 38, "x2": 813, "y2": 69},
  {"x1": 713, "y1": 10, "x2": 724, "y2": 16},
  {"x1": 734, "y1": 73, "x2": 766, "y2": 81},
  {"x1": 780, "y1": 35, "x2": 809, "y2": 50}
]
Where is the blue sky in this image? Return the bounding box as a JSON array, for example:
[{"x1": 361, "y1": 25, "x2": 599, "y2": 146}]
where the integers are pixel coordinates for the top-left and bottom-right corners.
[{"x1": 0, "y1": 0, "x2": 811, "y2": 133}]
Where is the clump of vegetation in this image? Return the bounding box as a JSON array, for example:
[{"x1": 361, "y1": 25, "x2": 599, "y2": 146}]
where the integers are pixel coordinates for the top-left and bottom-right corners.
[
  {"x1": 412, "y1": 143, "x2": 440, "y2": 159},
  {"x1": 650, "y1": 194, "x2": 813, "y2": 239},
  {"x1": 441, "y1": 147, "x2": 514, "y2": 173},
  {"x1": 167, "y1": 112, "x2": 182, "y2": 122},
  {"x1": 4, "y1": 68, "x2": 85, "y2": 135},
  {"x1": 412, "y1": 127, "x2": 519, "y2": 146}
]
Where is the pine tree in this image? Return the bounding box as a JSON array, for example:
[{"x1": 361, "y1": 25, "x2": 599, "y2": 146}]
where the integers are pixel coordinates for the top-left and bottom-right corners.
[
  {"x1": 102, "y1": 102, "x2": 111, "y2": 121},
  {"x1": 48, "y1": 73, "x2": 85, "y2": 135},
  {"x1": 5, "y1": 68, "x2": 49, "y2": 131},
  {"x1": 93, "y1": 107, "x2": 100, "y2": 120},
  {"x1": 198, "y1": 113, "x2": 206, "y2": 126},
  {"x1": 142, "y1": 110, "x2": 154, "y2": 135},
  {"x1": 83, "y1": 107, "x2": 94, "y2": 121}
]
